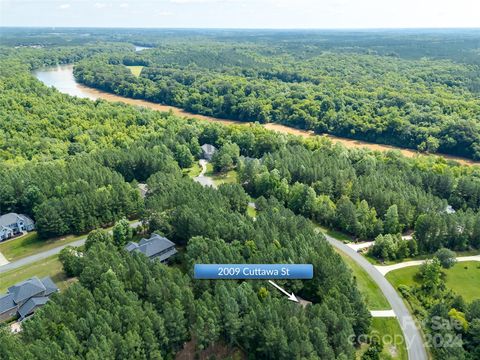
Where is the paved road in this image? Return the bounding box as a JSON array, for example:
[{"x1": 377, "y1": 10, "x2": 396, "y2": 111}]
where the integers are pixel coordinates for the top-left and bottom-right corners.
[
  {"x1": 0, "y1": 221, "x2": 142, "y2": 274},
  {"x1": 325, "y1": 235, "x2": 428, "y2": 360},
  {"x1": 376, "y1": 254, "x2": 480, "y2": 275}
]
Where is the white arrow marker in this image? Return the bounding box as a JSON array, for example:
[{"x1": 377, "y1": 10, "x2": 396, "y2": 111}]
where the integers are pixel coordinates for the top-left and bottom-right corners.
[{"x1": 268, "y1": 280, "x2": 299, "y2": 302}]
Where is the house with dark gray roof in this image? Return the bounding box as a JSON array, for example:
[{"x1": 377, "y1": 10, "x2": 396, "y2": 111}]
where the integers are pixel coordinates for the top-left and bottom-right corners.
[
  {"x1": 0, "y1": 276, "x2": 58, "y2": 321},
  {"x1": 0, "y1": 294, "x2": 17, "y2": 321},
  {"x1": 200, "y1": 144, "x2": 217, "y2": 161},
  {"x1": 125, "y1": 233, "x2": 177, "y2": 263},
  {"x1": 0, "y1": 213, "x2": 35, "y2": 241},
  {"x1": 17, "y1": 297, "x2": 49, "y2": 319}
]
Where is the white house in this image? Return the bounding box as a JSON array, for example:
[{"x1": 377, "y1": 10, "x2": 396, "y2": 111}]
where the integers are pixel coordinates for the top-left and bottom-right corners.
[{"x1": 0, "y1": 213, "x2": 35, "y2": 241}]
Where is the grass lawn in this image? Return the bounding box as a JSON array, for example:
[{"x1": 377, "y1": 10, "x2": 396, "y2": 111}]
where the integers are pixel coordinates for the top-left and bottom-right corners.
[
  {"x1": 359, "y1": 318, "x2": 407, "y2": 360},
  {"x1": 366, "y1": 249, "x2": 480, "y2": 266},
  {"x1": 0, "y1": 220, "x2": 139, "y2": 263},
  {"x1": 184, "y1": 162, "x2": 202, "y2": 178},
  {"x1": 0, "y1": 232, "x2": 86, "y2": 262},
  {"x1": 205, "y1": 164, "x2": 237, "y2": 186},
  {"x1": 316, "y1": 224, "x2": 352, "y2": 242},
  {"x1": 0, "y1": 255, "x2": 73, "y2": 293},
  {"x1": 386, "y1": 261, "x2": 480, "y2": 302},
  {"x1": 127, "y1": 65, "x2": 143, "y2": 77},
  {"x1": 336, "y1": 249, "x2": 390, "y2": 310}
]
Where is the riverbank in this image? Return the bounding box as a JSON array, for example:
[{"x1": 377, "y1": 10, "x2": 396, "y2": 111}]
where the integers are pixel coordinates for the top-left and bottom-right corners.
[{"x1": 34, "y1": 65, "x2": 480, "y2": 167}]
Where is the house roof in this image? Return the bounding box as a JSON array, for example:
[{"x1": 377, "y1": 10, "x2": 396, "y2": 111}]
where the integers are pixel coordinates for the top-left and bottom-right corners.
[
  {"x1": 0, "y1": 213, "x2": 34, "y2": 228},
  {"x1": 137, "y1": 234, "x2": 175, "y2": 257},
  {"x1": 40, "y1": 277, "x2": 59, "y2": 296},
  {"x1": 8, "y1": 277, "x2": 46, "y2": 304},
  {"x1": 18, "y1": 296, "x2": 49, "y2": 319},
  {"x1": 0, "y1": 293, "x2": 16, "y2": 314},
  {"x1": 125, "y1": 241, "x2": 139, "y2": 252},
  {"x1": 125, "y1": 234, "x2": 176, "y2": 259},
  {"x1": 201, "y1": 144, "x2": 217, "y2": 154},
  {"x1": 155, "y1": 248, "x2": 178, "y2": 262}
]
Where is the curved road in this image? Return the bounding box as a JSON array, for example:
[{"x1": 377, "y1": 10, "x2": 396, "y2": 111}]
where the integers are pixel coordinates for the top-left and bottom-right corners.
[
  {"x1": 0, "y1": 221, "x2": 142, "y2": 274},
  {"x1": 1, "y1": 217, "x2": 428, "y2": 359},
  {"x1": 325, "y1": 235, "x2": 428, "y2": 360}
]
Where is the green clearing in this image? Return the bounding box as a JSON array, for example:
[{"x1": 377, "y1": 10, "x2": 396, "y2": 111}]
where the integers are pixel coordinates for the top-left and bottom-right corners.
[
  {"x1": 184, "y1": 162, "x2": 202, "y2": 178},
  {"x1": 336, "y1": 249, "x2": 390, "y2": 310},
  {"x1": 386, "y1": 261, "x2": 480, "y2": 302},
  {"x1": 127, "y1": 65, "x2": 143, "y2": 77},
  {"x1": 0, "y1": 232, "x2": 86, "y2": 262},
  {"x1": 246, "y1": 205, "x2": 257, "y2": 218},
  {"x1": 205, "y1": 164, "x2": 237, "y2": 186},
  {"x1": 356, "y1": 318, "x2": 407, "y2": 360},
  {"x1": 0, "y1": 220, "x2": 138, "y2": 262},
  {"x1": 316, "y1": 224, "x2": 352, "y2": 242},
  {"x1": 0, "y1": 255, "x2": 73, "y2": 293},
  {"x1": 366, "y1": 249, "x2": 480, "y2": 266}
]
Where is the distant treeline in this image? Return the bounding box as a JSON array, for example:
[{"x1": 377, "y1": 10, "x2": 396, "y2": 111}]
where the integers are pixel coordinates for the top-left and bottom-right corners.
[{"x1": 74, "y1": 37, "x2": 480, "y2": 160}]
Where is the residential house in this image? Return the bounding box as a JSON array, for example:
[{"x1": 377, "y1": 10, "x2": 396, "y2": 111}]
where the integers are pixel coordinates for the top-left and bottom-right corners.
[
  {"x1": 125, "y1": 233, "x2": 177, "y2": 263},
  {"x1": 0, "y1": 276, "x2": 58, "y2": 321},
  {"x1": 0, "y1": 213, "x2": 35, "y2": 241},
  {"x1": 200, "y1": 144, "x2": 217, "y2": 161}
]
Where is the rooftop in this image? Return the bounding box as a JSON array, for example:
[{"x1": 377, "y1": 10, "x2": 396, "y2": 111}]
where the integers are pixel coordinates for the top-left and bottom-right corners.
[
  {"x1": 8, "y1": 277, "x2": 46, "y2": 304},
  {"x1": 201, "y1": 143, "x2": 217, "y2": 154},
  {"x1": 125, "y1": 234, "x2": 177, "y2": 261},
  {"x1": 0, "y1": 213, "x2": 34, "y2": 226}
]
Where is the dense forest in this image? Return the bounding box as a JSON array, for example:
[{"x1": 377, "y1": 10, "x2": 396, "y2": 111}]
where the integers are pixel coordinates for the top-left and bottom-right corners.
[
  {"x1": 1, "y1": 29, "x2": 480, "y2": 359},
  {"x1": 69, "y1": 31, "x2": 480, "y2": 160},
  {"x1": 2, "y1": 176, "x2": 370, "y2": 359},
  {"x1": 236, "y1": 142, "x2": 480, "y2": 256},
  {"x1": 0, "y1": 41, "x2": 370, "y2": 359}
]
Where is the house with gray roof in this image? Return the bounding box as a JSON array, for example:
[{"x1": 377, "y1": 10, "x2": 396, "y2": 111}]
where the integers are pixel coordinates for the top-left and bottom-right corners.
[
  {"x1": 0, "y1": 276, "x2": 58, "y2": 321},
  {"x1": 0, "y1": 294, "x2": 17, "y2": 321},
  {"x1": 0, "y1": 213, "x2": 35, "y2": 241},
  {"x1": 201, "y1": 144, "x2": 217, "y2": 161},
  {"x1": 125, "y1": 233, "x2": 177, "y2": 263}
]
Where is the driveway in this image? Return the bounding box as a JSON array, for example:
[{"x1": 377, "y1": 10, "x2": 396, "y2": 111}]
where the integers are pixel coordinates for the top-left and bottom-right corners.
[
  {"x1": 376, "y1": 254, "x2": 480, "y2": 276},
  {"x1": 347, "y1": 241, "x2": 374, "y2": 251},
  {"x1": 0, "y1": 221, "x2": 142, "y2": 274},
  {"x1": 0, "y1": 252, "x2": 9, "y2": 266},
  {"x1": 325, "y1": 234, "x2": 428, "y2": 360},
  {"x1": 193, "y1": 159, "x2": 216, "y2": 188}
]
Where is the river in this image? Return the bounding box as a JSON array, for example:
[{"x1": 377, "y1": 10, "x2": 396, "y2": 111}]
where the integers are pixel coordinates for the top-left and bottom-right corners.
[{"x1": 33, "y1": 65, "x2": 479, "y2": 166}]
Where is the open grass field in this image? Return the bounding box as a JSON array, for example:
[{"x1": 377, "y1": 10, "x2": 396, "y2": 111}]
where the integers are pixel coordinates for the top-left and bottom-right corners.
[
  {"x1": 386, "y1": 261, "x2": 480, "y2": 302},
  {"x1": 0, "y1": 255, "x2": 73, "y2": 293},
  {"x1": 336, "y1": 249, "x2": 390, "y2": 310},
  {"x1": 0, "y1": 232, "x2": 86, "y2": 262},
  {"x1": 127, "y1": 65, "x2": 143, "y2": 77}
]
